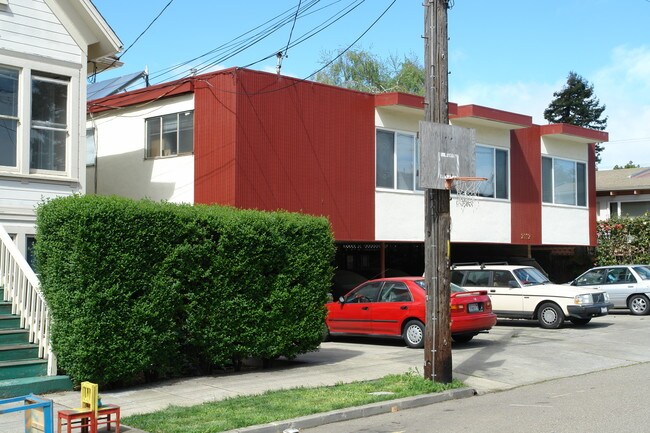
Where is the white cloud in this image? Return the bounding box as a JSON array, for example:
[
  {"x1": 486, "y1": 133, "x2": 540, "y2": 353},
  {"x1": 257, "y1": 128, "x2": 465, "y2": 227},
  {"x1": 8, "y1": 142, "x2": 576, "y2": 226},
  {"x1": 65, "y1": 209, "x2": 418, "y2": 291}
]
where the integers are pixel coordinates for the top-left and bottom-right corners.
[{"x1": 450, "y1": 45, "x2": 650, "y2": 170}]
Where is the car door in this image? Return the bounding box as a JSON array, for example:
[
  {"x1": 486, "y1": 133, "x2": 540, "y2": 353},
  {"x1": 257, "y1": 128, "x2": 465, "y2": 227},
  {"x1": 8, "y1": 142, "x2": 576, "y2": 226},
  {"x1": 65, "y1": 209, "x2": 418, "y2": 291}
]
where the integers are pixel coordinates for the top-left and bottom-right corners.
[
  {"x1": 326, "y1": 281, "x2": 382, "y2": 334},
  {"x1": 488, "y1": 270, "x2": 524, "y2": 316},
  {"x1": 601, "y1": 267, "x2": 637, "y2": 308},
  {"x1": 371, "y1": 281, "x2": 415, "y2": 336}
]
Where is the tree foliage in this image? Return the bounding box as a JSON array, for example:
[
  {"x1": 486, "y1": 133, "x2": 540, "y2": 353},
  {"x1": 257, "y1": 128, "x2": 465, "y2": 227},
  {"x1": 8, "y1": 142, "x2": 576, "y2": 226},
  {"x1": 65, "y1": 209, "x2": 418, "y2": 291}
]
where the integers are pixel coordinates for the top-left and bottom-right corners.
[
  {"x1": 595, "y1": 215, "x2": 650, "y2": 265},
  {"x1": 314, "y1": 48, "x2": 425, "y2": 95},
  {"x1": 544, "y1": 71, "x2": 608, "y2": 163},
  {"x1": 613, "y1": 161, "x2": 640, "y2": 169}
]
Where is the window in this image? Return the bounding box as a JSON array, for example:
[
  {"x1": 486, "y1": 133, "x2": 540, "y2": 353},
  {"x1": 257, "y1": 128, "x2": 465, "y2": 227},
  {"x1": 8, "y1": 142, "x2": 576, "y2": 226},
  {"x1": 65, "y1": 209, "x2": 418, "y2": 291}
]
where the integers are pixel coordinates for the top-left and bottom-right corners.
[
  {"x1": 474, "y1": 145, "x2": 509, "y2": 199},
  {"x1": 145, "y1": 111, "x2": 194, "y2": 158},
  {"x1": 376, "y1": 129, "x2": 421, "y2": 192},
  {"x1": 26, "y1": 235, "x2": 37, "y2": 272},
  {"x1": 620, "y1": 201, "x2": 650, "y2": 217},
  {"x1": 344, "y1": 281, "x2": 383, "y2": 303},
  {"x1": 0, "y1": 67, "x2": 18, "y2": 167},
  {"x1": 30, "y1": 73, "x2": 69, "y2": 171},
  {"x1": 542, "y1": 157, "x2": 587, "y2": 206},
  {"x1": 86, "y1": 128, "x2": 96, "y2": 166}
]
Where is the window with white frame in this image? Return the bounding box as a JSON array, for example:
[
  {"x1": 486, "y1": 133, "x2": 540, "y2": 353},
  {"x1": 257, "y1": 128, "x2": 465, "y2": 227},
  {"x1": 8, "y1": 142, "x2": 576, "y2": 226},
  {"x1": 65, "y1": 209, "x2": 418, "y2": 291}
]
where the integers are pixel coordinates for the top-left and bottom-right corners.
[
  {"x1": 30, "y1": 72, "x2": 69, "y2": 171},
  {"x1": 376, "y1": 129, "x2": 422, "y2": 191},
  {"x1": 0, "y1": 67, "x2": 19, "y2": 168},
  {"x1": 474, "y1": 145, "x2": 509, "y2": 199},
  {"x1": 145, "y1": 111, "x2": 194, "y2": 158},
  {"x1": 542, "y1": 156, "x2": 587, "y2": 206}
]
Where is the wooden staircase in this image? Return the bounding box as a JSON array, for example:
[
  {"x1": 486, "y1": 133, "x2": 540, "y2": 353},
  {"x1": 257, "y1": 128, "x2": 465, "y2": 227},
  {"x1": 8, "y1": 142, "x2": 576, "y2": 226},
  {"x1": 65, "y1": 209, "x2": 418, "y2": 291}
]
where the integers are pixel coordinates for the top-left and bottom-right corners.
[{"x1": 0, "y1": 294, "x2": 72, "y2": 397}]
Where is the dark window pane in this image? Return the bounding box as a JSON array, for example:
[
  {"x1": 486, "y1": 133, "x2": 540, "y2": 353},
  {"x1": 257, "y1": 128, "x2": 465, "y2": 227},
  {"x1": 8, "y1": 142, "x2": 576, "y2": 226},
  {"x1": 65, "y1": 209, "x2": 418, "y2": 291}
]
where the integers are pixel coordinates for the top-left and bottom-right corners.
[
  {"x1": 495, "y1": 149, "x2": 508, "y2": 199},
  {"x1": 0, "y1": 118, "x2": 17, "y2": 166},
  {"x1": 0, "y1": 68, "x2": 18, "y2": 117},
  {"x1": 376, "y1": 130, "x2": 394, "y2": 188},
  {"x1": 396, "y1": 133, "x2": 414, "y2": 190},
  {"x1": 30, "y1": 128, "x2": 66, "y2": 171},
  {"x1": 32, "y1": 78, "x2": 68, "y2": 127},
  {"x1": 554, "y1": 159, "x2": 575, "y2": 205},
  {"x1": 542, "y1": 157, "x2": 553, "y2": 203},
  {"x1": 577, "y1": 162, "x2": 586, "y2": 206},
  {"x1": 178, "y1": 111, "x2": 194, "y2": 154},
  {"x1": 146, "y1": 118, "x2": 161, "y2": 158},
  {"x1": 161, "y1": 114, "x2": 178, "y2": 156}
]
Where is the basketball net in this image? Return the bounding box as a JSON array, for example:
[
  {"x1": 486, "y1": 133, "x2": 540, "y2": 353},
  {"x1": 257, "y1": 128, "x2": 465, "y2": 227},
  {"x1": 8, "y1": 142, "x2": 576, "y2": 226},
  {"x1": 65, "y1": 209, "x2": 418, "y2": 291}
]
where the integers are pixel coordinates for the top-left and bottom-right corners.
[{"x1": 444, "y1": 177, "x2": 487, "y2": 208}]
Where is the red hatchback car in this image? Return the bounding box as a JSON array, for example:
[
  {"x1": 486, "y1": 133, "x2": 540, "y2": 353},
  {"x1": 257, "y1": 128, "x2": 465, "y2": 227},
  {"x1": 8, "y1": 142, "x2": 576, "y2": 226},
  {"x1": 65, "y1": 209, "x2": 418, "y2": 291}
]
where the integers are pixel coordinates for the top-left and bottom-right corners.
[{"x1": 326, "y1": 277, "x2": 497, "y2": 348}]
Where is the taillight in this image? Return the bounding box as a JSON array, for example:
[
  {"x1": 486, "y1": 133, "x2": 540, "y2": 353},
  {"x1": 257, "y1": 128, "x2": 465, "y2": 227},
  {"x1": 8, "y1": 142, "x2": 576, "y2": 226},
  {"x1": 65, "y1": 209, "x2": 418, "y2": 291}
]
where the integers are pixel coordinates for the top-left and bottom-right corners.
[{"x1": 450, "y1": 304, "x2": 464, "y2": 311}]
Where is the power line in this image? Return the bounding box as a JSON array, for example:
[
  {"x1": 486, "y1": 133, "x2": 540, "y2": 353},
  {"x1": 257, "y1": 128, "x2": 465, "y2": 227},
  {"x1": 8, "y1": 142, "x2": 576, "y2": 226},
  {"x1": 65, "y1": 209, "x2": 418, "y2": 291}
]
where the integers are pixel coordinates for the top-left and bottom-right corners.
[{"x1": 119, "y1": 0, "x2": 175, "y2": 60}]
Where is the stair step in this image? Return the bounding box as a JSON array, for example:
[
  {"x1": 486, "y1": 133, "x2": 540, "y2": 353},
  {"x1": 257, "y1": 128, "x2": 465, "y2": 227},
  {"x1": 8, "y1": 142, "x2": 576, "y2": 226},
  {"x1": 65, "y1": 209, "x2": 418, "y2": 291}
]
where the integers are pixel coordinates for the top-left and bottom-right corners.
[
  {"x1": 0, "y1": 375, "x2": 73, "y2": 398},
  {"x1": 0, "y1": 315, "x2": 20, "y2": 330},
  {"x1": 0, "y1": 359, "x2": 47, "y2": 380},
  {"x1": 0, "y1": 329, "x2": 29, "y2": 345},
  {"x1": 0, "y1": 302, "x2": 11, "y2": 315},
  {"x1": 0, "y1": 344, "x2": 39, "y2": 361}
]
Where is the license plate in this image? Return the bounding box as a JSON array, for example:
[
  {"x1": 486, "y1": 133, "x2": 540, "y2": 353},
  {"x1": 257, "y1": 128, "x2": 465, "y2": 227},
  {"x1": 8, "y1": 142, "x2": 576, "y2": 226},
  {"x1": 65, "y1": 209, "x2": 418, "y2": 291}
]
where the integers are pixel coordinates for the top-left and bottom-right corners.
[
  {"x1": 601, "y1": 307, "x2": 607, "y2": 313},
  {"x1": 468, "y1": 303, "x2": 482, "y2": 313}
]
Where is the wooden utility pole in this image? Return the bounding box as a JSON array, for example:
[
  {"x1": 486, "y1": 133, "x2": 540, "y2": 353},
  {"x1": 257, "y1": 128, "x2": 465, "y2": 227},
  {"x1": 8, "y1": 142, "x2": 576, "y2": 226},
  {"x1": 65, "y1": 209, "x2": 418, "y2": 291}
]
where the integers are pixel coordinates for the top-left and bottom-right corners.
[{"x1": 423, "y1": 0, "x2": 452, "y2": 383}]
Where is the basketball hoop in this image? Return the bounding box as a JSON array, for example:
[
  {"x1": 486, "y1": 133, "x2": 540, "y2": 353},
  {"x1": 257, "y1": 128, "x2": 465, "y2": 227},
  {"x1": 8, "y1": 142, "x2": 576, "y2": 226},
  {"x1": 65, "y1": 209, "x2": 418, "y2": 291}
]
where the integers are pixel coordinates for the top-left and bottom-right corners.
[{"x1": 444, "y1": 176, "x2": 487, "y2": 208}]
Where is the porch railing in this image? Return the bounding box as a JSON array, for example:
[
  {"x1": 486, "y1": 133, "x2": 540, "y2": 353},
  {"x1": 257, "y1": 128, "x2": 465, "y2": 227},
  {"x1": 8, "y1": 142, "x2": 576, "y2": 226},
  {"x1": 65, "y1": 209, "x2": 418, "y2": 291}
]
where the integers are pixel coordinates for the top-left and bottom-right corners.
[{"x1": 0, "y1": 225, "x2": 55, "y2": 375}]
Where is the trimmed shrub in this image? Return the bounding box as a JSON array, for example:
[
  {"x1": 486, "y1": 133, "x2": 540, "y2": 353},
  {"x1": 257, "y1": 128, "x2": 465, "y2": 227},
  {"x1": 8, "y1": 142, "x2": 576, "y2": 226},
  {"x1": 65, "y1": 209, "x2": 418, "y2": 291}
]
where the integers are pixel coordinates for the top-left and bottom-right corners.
[
  {"x1": 595, "y1": 214, "x2": 650, "y2": 265},
  {"x1": 35, "y1": 195, "x2": 334, "y2": 386}
]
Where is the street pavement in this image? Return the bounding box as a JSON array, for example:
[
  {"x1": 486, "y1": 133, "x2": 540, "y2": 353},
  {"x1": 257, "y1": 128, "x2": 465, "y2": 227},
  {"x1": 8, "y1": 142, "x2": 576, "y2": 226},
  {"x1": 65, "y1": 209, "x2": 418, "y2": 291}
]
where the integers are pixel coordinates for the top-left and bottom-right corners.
[{"x1": 0, "y1": 311, "x2": 648, "y2": 432}]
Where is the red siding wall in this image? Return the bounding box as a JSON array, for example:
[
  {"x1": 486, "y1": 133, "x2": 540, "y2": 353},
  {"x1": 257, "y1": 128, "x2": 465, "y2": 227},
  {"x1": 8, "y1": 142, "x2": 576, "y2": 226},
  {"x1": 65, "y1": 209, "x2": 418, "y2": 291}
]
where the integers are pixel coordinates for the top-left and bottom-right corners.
[
  {"x1": 194, "y1": 72, "x2": 239, "y2": 206},
  {"x1": 194, "y1": 69, "x2": 376, "y2": 241},
  {"x1": 510, "y1": 127, "x2": 542, "y2": 244}
]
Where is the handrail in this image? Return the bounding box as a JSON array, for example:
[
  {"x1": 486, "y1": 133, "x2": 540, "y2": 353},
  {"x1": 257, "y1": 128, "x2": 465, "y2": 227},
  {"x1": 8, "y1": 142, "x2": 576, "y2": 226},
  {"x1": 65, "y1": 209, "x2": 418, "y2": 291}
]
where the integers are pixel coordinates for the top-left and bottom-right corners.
[{"x1": 0, "y1": 225, "x2": 56, "y2": 375}]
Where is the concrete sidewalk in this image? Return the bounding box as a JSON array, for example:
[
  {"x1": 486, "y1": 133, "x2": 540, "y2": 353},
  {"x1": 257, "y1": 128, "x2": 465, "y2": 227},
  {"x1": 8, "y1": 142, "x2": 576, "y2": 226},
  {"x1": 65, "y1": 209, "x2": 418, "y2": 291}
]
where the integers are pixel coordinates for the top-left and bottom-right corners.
[{"x1": 1, "y1": 313, "x2": 647, "y2": 432}]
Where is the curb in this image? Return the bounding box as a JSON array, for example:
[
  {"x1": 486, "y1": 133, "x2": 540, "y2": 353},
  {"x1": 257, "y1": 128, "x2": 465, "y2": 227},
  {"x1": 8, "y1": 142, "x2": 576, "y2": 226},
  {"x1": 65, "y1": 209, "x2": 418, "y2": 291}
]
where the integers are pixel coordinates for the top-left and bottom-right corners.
[{"x1": 225, "y1": 387, "x2": 477, "y2": 433}]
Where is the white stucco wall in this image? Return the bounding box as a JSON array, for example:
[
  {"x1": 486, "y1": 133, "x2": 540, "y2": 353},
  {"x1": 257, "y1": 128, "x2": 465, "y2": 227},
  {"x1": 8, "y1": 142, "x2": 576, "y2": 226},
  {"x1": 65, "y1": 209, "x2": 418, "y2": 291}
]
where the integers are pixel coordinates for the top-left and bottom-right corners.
[
  {"x1": 451, "y1": 199, "x2": 511, "y2": 243},
  {"x1": 542, "y1": 206, "x2": 590, "y2": 245},
  {"x1": 541, "y1": 136, "x2": 591, "y2": 244},
  {"x1": 597, "y1": 193, "x2": 650, "y2": 220},
  {"x1": 87, "y1": 94, "x2": 195, "y2": 204}
]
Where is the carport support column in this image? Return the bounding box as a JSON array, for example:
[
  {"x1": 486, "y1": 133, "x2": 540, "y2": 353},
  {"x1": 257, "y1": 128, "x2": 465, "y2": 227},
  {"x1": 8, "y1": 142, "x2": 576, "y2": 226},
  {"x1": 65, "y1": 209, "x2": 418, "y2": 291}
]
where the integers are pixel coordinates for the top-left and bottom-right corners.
[{"x1": 423, "y1": 0, "x2": 452, "y2": 383}]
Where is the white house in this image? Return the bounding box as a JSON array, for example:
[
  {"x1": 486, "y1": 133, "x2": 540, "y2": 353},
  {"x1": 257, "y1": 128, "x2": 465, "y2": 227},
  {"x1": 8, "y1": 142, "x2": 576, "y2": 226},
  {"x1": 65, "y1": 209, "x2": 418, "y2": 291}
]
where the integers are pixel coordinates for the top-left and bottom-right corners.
[
  {"x1": 0, "y1": 0, "x2": 122, "y2": 260},
  {"x1": 596, "y1": 167, "x2": 650, "y2": 220}
]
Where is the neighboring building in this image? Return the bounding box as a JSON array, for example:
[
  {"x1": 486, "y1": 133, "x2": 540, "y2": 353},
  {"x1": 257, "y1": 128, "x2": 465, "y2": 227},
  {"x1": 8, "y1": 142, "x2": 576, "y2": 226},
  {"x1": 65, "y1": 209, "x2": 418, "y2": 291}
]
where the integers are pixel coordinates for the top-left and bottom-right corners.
[
  {"x1": 596, "y1": 167, "x2": 650, "y2": 220},
  {"x1": 0, "y1": 0, "x2": 122, "y2": 260},
  {"x1": 86, "y1": 68, "x2": 607, "y2": 283}
]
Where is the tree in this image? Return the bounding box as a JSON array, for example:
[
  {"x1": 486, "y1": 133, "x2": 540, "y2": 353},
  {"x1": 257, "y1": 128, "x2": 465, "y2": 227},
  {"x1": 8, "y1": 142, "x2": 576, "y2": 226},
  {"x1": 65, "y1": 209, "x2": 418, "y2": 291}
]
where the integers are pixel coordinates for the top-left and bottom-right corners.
[
  {"x1": 314, "y1": 48, "x2": 425, "y2": 95},
  {"x1": 544, "y1": 72, "x2": 608, "y2": 163},
  {"x1": 613, "y1": 161, "x2": 640, "y2": 169}
]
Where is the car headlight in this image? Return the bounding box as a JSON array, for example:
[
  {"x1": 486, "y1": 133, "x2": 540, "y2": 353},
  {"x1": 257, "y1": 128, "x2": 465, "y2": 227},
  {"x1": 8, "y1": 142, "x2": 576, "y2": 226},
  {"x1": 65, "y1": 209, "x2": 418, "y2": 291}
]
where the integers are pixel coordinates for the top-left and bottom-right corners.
[
  {"x1": 603, "y1": 292, "x2": 610, "y2": 302},
  {"x1": 574, "y1": 294, "x2": 593, "y2": 305}
]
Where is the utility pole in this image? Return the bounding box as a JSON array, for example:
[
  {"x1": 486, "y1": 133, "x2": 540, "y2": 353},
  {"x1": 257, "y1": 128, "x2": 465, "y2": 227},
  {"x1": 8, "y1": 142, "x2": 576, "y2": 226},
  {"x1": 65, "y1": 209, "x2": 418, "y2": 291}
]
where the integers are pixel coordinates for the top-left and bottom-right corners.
[{"x1": 423, "y1": 0, "x2": 452, "y2": 383}]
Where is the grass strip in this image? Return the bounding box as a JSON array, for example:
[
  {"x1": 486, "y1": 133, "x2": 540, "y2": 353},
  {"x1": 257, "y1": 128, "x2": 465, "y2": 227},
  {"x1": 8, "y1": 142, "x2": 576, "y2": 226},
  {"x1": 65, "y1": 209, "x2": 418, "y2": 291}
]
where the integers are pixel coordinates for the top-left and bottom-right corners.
[{"x1": 123, "y1": 371, "x2": 464, "y2": 433}]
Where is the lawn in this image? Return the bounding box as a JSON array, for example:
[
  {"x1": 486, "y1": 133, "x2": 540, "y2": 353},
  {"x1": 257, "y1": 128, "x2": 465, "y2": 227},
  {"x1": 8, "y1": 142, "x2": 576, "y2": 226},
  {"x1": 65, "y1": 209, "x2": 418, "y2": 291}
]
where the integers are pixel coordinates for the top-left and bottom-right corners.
[{"x1": 123, "y1": 371, "x2": 464, "y2": 433}]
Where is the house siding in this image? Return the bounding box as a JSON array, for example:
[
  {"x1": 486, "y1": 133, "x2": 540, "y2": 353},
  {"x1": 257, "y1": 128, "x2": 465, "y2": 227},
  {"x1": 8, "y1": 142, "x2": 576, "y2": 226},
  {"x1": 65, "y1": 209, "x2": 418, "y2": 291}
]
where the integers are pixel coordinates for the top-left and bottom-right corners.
[
  {"x1": 511, "y1": 126, "x2": 542, "y2": 245},
  {"x1": 194, "y1": 70, "x2": 376, "y2": 241},
  {"x1": 0, "y1": 0, "x2": 81, "y2": 65}
]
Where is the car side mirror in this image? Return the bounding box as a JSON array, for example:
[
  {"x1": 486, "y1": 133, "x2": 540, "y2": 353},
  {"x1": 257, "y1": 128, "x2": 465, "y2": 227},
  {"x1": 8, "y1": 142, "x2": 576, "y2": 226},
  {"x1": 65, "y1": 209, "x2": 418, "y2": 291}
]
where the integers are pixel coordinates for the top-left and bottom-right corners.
[{"x1": 338, "y1": 296, "x2": 345, "y2": 304}]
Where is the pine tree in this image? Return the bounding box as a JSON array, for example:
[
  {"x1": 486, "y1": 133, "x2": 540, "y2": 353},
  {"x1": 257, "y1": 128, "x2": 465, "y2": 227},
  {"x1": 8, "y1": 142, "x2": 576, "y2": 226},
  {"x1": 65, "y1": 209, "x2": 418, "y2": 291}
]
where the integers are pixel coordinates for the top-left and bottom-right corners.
[{"x1": 544, "y1": 72, "x2": 608, "y2": 163}]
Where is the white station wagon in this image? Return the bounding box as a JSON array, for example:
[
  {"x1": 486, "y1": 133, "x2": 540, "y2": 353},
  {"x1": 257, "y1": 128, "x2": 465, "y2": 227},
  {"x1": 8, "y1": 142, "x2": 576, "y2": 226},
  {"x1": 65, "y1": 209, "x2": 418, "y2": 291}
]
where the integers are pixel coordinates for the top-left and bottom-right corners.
[
  {"x1": 567, "y1": 264, "x2": 650, "y2": 315},
  {"x1": 451, "y1": 264, "x2": 613, "y2": 329}
]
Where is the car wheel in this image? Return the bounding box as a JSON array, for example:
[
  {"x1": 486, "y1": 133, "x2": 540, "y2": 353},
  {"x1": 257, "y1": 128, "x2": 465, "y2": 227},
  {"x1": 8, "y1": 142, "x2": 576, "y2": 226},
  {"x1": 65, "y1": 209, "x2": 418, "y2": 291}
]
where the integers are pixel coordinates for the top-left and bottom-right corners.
[
  {"x1": 537, "y1": 302, "x2": 564, "y2": 329},
  {"x1": 451, "y1": 334, "x2": 474, "y2": 343},
  {"x1": 402, "y1": 320, "x2": 425, "y2": 348},
  {"x1": 628, "y1": 294, "x2": 650, "y2": 316},
  {"x1": 569, "y1": 317, "x2": 591, "y2": 326}
]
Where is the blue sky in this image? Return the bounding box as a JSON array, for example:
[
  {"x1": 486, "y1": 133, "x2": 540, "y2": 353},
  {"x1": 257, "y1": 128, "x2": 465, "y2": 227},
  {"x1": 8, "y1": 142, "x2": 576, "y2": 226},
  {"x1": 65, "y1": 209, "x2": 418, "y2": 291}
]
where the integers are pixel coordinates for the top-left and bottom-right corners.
[{"x1": 92, "y1": 0, "x2": 650, "y2": 169}]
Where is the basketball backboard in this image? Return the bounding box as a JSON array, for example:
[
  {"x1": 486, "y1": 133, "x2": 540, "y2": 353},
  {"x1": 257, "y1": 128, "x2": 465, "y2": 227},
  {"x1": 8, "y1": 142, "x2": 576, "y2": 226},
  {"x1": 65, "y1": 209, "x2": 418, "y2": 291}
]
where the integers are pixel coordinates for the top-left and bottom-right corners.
[{"x1": 419, "y1": 121, "x2": 476, "y2": 190}]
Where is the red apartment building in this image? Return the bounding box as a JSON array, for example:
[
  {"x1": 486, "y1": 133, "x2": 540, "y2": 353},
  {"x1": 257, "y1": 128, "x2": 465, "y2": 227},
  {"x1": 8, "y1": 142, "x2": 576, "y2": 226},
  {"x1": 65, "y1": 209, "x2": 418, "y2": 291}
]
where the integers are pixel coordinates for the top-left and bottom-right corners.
[{"x1": 87, "y1": 68, "x2": 608, "y2": 289}]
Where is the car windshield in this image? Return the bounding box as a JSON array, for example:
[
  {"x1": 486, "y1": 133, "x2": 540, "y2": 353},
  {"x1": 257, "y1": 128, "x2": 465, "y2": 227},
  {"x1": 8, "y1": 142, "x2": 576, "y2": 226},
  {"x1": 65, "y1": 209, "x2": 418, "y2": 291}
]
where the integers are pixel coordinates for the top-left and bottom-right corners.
[
  {"x1": 512, "y1": 267, "x2": 550, "y2": 286},
  {"x1": 632, "y1": 266, "x2": 650, "y2": 280}
]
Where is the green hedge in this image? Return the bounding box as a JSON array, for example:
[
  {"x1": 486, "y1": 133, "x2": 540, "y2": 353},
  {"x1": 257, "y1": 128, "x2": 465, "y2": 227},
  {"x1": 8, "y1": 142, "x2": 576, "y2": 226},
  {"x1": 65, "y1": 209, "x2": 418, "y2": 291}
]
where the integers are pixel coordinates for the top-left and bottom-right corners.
[
  {"x1": 595, "y1": 215, "x2": 650, "y2": 265},
  {"x1": 35, "y1": 195, "x2": 334, "y2": 387}
]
